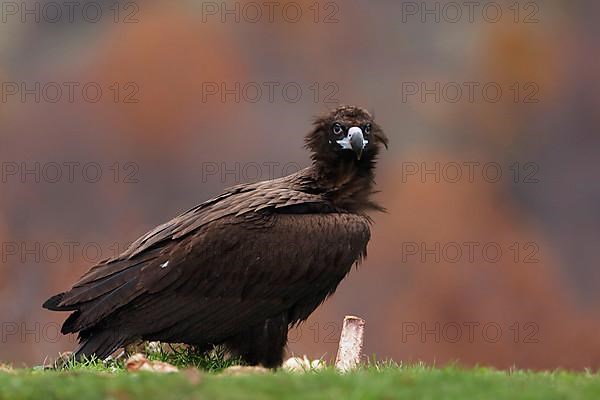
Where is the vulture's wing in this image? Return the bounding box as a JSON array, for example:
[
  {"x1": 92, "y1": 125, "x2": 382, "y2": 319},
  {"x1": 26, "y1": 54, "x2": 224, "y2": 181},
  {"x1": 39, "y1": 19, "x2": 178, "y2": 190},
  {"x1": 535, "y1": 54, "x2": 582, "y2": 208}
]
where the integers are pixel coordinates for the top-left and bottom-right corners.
[{"x1": 44, "y1": 173, "x2": 370, "y2": 347}]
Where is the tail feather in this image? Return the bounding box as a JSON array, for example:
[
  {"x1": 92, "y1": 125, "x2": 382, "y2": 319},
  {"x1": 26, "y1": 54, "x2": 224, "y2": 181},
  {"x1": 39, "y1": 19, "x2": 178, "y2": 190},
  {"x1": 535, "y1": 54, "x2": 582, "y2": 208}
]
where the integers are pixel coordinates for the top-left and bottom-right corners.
[
  {"x1": 43, "y1": 293, "x2": 77, "y2": 311},
  {"x1": 61, "y1": 311, "x2": 82, "y2": 334},
  {"x1": 74, "y1": 330, "x2": 126, "y2": 360},
  {"x1": 42, "y1": 255, "x2": 155, "y2": 338}
]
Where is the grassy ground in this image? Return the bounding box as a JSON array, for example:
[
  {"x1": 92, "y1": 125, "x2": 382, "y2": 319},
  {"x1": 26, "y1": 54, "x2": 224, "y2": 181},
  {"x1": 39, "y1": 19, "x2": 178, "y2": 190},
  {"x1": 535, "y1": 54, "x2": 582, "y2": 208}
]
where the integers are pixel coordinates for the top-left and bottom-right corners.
[{"x1": 2, "y1": 360, "x2": 600, "y2": 400}]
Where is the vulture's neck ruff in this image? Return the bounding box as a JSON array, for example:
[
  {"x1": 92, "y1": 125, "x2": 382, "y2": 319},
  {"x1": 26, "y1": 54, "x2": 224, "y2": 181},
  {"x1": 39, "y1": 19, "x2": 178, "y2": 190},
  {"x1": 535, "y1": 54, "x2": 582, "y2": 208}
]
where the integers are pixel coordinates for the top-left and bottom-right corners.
[{"x1": 304, "y1": 106, "x2": 388, "y2": 213}]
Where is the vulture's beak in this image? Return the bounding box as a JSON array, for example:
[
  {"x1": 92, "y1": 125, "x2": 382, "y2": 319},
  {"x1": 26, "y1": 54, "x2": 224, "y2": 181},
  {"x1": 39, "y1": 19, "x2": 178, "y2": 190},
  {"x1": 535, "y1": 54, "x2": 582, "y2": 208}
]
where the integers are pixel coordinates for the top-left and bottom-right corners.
[{"x1": 337, "y1": 127, "x2": 368, "y2": 160}]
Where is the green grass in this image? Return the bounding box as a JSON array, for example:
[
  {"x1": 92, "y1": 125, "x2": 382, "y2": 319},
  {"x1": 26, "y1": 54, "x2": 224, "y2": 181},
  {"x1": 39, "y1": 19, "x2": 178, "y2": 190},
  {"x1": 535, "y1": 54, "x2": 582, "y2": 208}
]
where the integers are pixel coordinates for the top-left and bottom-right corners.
[
  {"x1": 2, "y1": 361, "x2": 600, "y2": 400},
  {"x1": 47, "y1": 344, "x2": 243, "y2": 373},
  {"x1": 147, "y1": 344, "x2": 244, "y2": 372},
  {"x1": 44, "y1": 344, "x2": 335, "y2": 375}
]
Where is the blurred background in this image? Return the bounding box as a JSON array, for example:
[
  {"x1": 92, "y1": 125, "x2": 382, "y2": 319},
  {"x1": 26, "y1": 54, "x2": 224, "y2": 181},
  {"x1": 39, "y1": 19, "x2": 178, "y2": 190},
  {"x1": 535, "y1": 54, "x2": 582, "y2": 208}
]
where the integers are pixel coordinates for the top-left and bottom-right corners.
[{"x1": 1, "y1": 0, "x2": 599, "y2": 369}]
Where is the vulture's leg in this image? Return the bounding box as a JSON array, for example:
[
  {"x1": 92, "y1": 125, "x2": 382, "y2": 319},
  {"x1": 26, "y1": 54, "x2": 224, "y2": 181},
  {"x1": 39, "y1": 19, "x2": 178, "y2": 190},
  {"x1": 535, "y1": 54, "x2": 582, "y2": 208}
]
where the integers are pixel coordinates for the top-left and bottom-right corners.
[{"x1": 226, "y1": 314, "x2": 288, "y2": 368}]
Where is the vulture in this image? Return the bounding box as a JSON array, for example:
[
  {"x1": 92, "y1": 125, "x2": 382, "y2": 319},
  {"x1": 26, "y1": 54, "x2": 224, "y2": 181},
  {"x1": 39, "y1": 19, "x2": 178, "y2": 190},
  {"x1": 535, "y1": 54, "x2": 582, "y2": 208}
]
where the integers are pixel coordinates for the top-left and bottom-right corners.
[{"x1": 43, "y1": 105, "x2": 388, "y2": 368}]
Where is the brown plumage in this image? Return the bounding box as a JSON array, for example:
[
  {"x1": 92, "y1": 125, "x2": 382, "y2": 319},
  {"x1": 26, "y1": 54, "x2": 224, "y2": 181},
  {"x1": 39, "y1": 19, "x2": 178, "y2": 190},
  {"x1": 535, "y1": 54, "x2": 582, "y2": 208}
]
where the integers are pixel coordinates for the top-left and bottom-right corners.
[{"x1": 43, "y1": 105, "x2": 388, "y2": 367}]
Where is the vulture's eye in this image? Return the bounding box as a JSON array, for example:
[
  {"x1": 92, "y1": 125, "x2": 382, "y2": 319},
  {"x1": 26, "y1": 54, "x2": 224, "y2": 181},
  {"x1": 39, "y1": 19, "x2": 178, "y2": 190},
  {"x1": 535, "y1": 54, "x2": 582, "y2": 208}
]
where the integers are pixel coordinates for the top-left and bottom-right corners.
[
  {"x1": 364, "y1": 124, "x2": 372, "y2": 135},
  {"x1": 332, "y1": 123, "x2": 344, "y2": 136}
]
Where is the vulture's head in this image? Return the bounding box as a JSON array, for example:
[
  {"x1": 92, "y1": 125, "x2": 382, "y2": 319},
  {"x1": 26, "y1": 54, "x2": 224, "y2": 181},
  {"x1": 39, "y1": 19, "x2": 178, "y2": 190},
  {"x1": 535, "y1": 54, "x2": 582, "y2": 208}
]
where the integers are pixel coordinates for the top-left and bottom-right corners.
[{"x1": 306, "y1": 106, "x2": 388, "y2": 166}]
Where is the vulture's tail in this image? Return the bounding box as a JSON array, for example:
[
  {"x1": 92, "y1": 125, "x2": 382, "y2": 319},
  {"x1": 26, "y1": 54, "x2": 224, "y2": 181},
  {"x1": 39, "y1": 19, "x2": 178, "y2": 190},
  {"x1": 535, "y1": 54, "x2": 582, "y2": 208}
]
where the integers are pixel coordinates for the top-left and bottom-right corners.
[
  {"x1": 42, "y1": 254, "x2": 159, "y2": 360},
  {"x1": 73, "y1": 329, "x2": 127, "y2": 361},
  {"x1": 43, "y1": 292, "x2": 129, "y2": 360}
]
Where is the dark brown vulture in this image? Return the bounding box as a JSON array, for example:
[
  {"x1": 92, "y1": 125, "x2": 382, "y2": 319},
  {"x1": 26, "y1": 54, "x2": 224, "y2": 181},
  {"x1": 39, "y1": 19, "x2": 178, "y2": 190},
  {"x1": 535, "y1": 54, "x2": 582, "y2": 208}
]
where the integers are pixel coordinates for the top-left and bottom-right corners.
[{"x1": 43, "y1": 105, "x2": 388, "y2": 368}]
